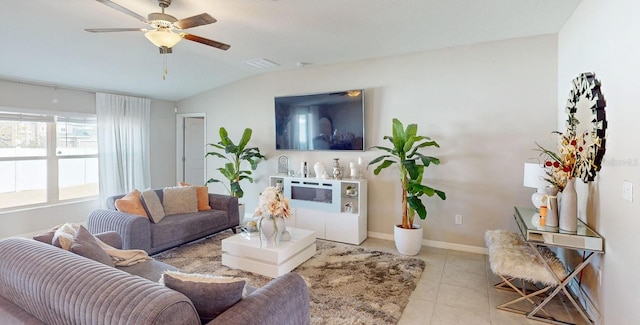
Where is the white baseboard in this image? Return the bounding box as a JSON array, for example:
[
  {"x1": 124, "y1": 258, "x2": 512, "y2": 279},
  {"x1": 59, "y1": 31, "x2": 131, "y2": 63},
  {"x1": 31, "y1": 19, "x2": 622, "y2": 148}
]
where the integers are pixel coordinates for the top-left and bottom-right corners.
[{"x1": 367, "y1": 231, "x2": 488, "y2": 255}]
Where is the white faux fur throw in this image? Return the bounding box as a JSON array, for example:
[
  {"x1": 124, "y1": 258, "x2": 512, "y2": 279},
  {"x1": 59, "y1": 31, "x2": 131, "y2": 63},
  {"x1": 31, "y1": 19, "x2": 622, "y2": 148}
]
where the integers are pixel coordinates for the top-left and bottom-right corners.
[
  {"x1": 485, "y1": 230, "x2": 567, "y2": 286},
  {"x1": 52, "y1": 223, "x2": 151, "y2": 266}
]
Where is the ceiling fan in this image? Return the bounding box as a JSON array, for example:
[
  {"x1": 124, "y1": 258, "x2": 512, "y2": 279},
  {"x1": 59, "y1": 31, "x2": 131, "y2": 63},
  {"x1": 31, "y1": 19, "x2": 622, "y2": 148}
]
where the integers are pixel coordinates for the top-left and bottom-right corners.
[{"x1": 85, "y1": 0, "x2": 230, "y2": 54}]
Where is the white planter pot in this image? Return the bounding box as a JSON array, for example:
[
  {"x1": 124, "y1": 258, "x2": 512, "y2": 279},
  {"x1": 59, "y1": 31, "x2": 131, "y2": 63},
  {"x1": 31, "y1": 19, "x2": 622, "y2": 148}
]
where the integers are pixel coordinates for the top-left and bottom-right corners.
[
  {"x1": 394, "y1": 224, "x2": 423, "y2": 256},
  {"x1": 238, "y1": 203, "x2": 246, "y2": 224}
]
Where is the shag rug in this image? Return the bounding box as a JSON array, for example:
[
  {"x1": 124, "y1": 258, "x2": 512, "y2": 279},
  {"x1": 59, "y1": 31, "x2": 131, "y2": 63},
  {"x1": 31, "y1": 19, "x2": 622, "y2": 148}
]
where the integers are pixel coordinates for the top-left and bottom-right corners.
[{"x1": 153, "y1": 230, "x2": 425, "y2": 324}]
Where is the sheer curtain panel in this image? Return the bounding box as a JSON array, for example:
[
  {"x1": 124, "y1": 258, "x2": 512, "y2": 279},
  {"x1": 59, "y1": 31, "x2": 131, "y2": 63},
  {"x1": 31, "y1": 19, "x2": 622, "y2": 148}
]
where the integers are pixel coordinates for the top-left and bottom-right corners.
[{"x1": 96, "y1": 93, "x2": 151, "y2": 204}]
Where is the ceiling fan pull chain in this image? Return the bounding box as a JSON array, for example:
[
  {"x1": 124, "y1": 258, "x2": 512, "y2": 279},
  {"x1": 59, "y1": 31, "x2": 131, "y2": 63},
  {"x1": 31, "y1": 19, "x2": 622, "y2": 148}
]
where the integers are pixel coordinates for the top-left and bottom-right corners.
[{"x1": 162, "y1": 54, "x2": 168, "y2": 80}]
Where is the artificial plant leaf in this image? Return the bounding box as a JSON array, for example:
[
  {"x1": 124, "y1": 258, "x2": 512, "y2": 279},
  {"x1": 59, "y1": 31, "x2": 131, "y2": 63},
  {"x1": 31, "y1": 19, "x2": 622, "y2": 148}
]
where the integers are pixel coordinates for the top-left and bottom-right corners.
[
  {"x1": 219, "y1": 127, "x2": 232, "y2": 147},
  {"x1": 368, "y1": 154, "x2": 393, "y2": 166},
  {"x1": 373, "y1": 160, "x2": 395, "y2": 175},
  {"x1": 238, "y1": 128, "x2": 252, "y2": 151},
  {"x1": 391, "y1": 119, "x2": 406, "y2": 153},
  {"x1": 407, "y1": 195, "x2": 427, "y2": 220},
  {"x1": 403, "y1": 159, "x2": 422, "y2": 180},
  {"x1": 414, "y1": 153, "x2": 440, "y2": 167}
]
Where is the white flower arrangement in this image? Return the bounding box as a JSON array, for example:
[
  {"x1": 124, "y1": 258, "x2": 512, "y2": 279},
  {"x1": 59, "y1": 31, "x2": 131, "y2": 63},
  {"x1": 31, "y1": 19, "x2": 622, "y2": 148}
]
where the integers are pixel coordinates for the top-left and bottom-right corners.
[{"x1": 255, "y1": 186, "x2": 292, "y2": 219}]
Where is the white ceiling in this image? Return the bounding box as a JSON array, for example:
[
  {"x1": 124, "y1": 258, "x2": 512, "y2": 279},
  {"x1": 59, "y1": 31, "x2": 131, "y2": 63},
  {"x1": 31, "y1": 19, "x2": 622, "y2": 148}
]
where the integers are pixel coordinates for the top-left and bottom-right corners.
[{"x1": 0, "y1": 0, "x2": 580, "y2": 101}]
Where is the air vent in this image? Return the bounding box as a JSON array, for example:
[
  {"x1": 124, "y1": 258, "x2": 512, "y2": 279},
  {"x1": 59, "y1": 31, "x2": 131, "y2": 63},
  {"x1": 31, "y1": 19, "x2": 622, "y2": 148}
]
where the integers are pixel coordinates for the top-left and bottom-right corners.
[{"x1": 244, "y1": 58, "x2": 280, "y2": 69}]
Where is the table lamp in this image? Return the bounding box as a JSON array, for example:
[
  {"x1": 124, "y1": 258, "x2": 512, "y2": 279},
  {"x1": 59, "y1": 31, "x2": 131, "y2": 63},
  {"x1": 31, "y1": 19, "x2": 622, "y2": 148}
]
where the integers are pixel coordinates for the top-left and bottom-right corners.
[{"x1": 523, "y1": 163, "x2": 548, "y2": 209}]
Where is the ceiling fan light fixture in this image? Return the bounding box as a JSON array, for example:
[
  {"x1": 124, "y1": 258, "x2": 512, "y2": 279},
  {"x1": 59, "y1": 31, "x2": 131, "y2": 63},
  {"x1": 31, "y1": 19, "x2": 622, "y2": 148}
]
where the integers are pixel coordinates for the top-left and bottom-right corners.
[
  {"x1": 347, "y1": 90, "x2": 362, "y2": 97},
  {"x1": 144, "y1": 28, "x2": 182, "y2": 48}
]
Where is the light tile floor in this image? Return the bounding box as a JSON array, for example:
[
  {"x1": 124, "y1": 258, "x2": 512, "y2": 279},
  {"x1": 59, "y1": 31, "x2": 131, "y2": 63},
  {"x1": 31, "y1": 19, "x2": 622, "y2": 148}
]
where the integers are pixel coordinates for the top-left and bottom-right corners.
[{"x1": 359, "y1": 237, "x2": 591, "y2": 325}]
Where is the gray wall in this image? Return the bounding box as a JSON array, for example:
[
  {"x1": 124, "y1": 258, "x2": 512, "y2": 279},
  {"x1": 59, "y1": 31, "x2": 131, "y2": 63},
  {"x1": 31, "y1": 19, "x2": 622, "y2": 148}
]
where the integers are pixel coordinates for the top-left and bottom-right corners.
[
  {"x1": 0, "y1": 80, "x2": 177, "y2": 238},
  {"x1": 178, "y1": 34, "x2": 559, "y2": 250},
  {"x1": 559, "y1": 1, "x2": 640, "y2": 323}
]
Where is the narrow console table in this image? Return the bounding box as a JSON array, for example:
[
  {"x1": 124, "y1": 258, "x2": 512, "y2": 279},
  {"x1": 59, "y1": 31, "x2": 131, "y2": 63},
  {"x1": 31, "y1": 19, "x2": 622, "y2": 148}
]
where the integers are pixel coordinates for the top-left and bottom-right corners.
[{"x1": 513, "y1": 206, "x2": 604, "y2": 325}]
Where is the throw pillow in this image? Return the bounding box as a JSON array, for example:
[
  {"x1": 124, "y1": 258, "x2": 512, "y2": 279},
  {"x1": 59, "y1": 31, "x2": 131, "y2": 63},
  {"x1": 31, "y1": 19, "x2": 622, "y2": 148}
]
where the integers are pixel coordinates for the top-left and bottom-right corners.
[
  {"x1": 141, "y1": 189, "x2": 166, "y2": 223},
  {"x1": 114, "y1": 189, "x2": 149, "y2": 218},
  {"x1": 160, "y1": 271, "x2": 247, "y2": 323},
  {"x1": 162, "y1": 186, "x2": 198, "y2": 216},
  {"x1": 178, "y1": 182, "x2": 211, "y2": 211},
  {"x1": 33, "y1": 225, "x2": 60, "y2": 244},
  {"x1": 70, "y1": 225, "x2": 114, "y2": 267},
  {"x1": 52, "y1": 223, "x2": 80, "y2": 250}
]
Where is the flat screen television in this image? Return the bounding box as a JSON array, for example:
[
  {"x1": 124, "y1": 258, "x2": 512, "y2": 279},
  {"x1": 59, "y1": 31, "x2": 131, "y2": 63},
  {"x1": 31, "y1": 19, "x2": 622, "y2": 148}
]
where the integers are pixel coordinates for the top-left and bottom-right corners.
[{"x1": 275, "y1": 89, "x2": 365, "y2": 151}]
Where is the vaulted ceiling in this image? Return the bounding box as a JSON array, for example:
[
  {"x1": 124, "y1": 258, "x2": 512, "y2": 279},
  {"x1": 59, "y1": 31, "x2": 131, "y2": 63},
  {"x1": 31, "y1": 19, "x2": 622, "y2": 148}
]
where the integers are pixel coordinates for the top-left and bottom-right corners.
[{"x1": 0, "y1": 0, "x2": 580, "y2": 101}]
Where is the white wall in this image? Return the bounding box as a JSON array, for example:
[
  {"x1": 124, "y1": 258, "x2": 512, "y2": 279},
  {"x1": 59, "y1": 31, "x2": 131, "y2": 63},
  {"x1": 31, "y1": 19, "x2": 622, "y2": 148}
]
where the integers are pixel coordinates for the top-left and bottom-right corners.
[
  {"x1": 0, "y1": 80, "x2": 177, "y2": 238},
  {"x1": 178, "y1": 34, "x2": 559, "y2": 248},
  {"x1": 559, "y1": 1, "x2": 640, "y2": 323}
]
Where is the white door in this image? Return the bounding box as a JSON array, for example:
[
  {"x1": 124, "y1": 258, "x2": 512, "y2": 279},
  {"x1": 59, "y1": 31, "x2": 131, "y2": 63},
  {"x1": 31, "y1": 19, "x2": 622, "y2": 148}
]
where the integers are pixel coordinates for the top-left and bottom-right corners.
[{"x1": 183, "y1": 116, "x2": 205, "y2": 185}]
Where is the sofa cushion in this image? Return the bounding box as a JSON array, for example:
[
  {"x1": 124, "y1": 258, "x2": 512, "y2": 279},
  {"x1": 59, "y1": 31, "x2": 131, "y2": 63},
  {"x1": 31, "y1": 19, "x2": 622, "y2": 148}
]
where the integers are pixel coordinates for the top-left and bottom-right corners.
[
  {"x1": 118, "y1": 259, "x2": 177, "y2": 282},
  {"x1": 150, "y1": 210, "x2": 227, "y2": 248},
  {"x1": 114, "y1": 189, "x2": 149, "y2": 218},
  {"x1": 163, "y1": 186, "x2": 198, "y2": 216},
  {"x1": 178, "y1": 182, "x2": 212, "y2": 211},
  {"x1": 161, "y1": 271, "x2": 247, "y2": 323},
  {"x1": 33, "y1": 228, "x2": 57, "y2": 245},
  {"x1": 141, "y1": 188, "x2": 166, "y2": 223},
  {"x1": 70, "y1": 225, "x2": 114, "y2": 267}
]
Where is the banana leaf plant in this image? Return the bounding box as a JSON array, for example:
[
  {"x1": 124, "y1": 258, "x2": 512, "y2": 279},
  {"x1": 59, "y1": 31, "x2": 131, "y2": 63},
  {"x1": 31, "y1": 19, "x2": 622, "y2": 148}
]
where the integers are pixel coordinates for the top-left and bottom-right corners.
[
  {"x1": 206, "y1": 127, "x2": 266, "y2": 198},
  {"x1": 368, "y1": 118, "x2": 446, "y2": 229}
]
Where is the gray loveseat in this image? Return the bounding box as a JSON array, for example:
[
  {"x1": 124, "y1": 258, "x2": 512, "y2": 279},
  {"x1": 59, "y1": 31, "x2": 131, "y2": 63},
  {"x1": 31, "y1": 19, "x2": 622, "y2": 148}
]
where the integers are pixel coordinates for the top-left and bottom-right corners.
[
  {"x1": 0, "y1": 236, "x2": 310, "y2": 325},
  {"x1": 88, "y1": 189, "x2": 240, "y2": 254}
]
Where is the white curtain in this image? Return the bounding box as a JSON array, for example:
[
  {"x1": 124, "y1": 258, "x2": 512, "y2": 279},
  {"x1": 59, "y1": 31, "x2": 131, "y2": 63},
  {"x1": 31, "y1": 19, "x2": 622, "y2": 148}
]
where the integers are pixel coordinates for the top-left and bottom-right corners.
[{"x1": 96, "y1": 93, "x2": 151, "y2": 204}]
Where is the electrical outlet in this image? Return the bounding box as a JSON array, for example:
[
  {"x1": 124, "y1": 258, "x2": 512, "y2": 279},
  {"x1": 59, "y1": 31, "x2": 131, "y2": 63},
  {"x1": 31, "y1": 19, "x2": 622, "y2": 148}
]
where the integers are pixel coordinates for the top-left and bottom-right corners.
[
  {"x1": 623, "y1": 181, "x2": 633, "y2": 202},
  {"x1": 455, "y1": 215, "x2": 463, "y2": 225},
  {"x1": 597, "y1": 267, "x2": 602, "y2": 285}
]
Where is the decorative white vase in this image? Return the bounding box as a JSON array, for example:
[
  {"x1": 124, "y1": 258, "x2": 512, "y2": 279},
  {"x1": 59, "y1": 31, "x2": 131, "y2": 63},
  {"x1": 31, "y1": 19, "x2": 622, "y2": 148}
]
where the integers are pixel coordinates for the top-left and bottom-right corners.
[
  {"x1": 314, "y1": 162, "x2": 325, "y2": 179},
  {"x1": 544, "y1": 185, "x2": 559, "y2": 228},
  {"x1": 559, "y1": 178, "x2": 578, "y2": 232},
  {"x1": 394, "y1": 224, "x2": 423, "y2": 256},
  {"x1": 258, "y1": 215, "x2": 286, "y2": 247}
]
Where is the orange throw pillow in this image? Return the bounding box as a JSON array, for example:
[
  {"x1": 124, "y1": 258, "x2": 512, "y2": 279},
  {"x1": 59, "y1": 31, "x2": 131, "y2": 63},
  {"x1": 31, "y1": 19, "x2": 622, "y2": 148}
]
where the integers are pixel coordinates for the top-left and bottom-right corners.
[
  {"x1": 178, "y1": 182, "x2": 211, "y2": 211},
  {"x1": 114, "y1": 189, "x2": 149, "y2": 218}
]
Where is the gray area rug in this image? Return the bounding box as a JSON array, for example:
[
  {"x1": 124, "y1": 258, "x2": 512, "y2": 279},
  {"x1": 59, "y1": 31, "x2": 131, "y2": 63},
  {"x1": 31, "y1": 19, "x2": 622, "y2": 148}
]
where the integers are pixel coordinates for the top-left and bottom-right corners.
[{"x1": 153, "y1": 230, "x2": 425, "y2": 324}]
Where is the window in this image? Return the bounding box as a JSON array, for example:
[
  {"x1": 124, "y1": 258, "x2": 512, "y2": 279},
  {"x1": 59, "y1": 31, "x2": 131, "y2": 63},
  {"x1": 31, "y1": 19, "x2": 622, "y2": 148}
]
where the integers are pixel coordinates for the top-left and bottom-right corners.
[{"x1": 0, "y1": 112, "x2": 99, "y2": 210}]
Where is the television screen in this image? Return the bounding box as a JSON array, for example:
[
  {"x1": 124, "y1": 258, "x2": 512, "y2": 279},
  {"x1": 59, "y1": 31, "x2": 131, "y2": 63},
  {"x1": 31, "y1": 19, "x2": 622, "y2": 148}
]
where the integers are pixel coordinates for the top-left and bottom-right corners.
[{"x1": 275, "y1": 89, "x2": 365, "y2": 151}]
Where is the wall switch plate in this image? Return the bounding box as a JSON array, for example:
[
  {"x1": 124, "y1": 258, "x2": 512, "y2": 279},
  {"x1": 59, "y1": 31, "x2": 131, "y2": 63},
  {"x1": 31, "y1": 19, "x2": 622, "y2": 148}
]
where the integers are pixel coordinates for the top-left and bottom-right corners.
[
  {"x1": 623, "y1": 180, "x2": 633, "y2": 202},
  {"x1": 455, "y1": 215, "x2": 463, "y2": 225}
]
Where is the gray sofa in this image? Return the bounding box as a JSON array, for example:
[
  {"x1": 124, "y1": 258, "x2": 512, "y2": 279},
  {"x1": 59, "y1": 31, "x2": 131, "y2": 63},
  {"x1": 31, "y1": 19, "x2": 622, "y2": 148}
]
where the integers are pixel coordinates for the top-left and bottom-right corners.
[
  {"x1": 88, "y1": 190, "x2": 240, "y2": 254},
  {"x1": 0, "y1": 236, "x2": 310, "y2": 325}
]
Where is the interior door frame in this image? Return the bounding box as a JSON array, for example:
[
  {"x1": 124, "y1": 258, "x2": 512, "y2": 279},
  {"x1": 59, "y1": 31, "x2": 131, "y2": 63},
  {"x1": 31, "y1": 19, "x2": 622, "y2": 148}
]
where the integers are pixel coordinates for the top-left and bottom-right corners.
[{"x1": 176, "y1": 113, "x2": 207, "y2": 185}]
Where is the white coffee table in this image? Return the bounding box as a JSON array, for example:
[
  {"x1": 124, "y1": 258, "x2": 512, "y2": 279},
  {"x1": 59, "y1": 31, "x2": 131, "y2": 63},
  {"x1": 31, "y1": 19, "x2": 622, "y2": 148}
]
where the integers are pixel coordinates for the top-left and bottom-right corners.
[{"x1": 221, "y1": 227, "x2": 316, "y2": 278}]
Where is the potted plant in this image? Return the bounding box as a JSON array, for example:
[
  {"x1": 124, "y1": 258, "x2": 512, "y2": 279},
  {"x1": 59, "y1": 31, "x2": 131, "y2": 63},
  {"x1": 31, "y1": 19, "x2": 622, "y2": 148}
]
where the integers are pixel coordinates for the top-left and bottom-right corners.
[
  {"x1": 206, "y1": 127, "x2": 266, "y2": 199},
  {"x1": 368, "y1": 118, "x2": 446, "y2": 255},
  {"x1": 345, "y1": 185, "x2": 357, "y2": 197}
]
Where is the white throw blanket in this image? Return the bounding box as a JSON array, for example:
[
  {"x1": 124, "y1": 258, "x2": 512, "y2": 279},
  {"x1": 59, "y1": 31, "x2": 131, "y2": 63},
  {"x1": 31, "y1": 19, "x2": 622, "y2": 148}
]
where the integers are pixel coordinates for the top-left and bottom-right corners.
[{"x1": 52, "y1": 223, "x2": 151, "y2": 266}]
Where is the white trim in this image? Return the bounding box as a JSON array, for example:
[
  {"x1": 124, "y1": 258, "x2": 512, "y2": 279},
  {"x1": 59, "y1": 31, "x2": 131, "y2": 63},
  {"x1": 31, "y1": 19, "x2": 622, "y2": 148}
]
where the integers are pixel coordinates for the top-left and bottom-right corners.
[
  {"x1": 175, "y1": 112, "x2": 207, "y2": 184},
  {"x1": 367, "y1": 231, "x2": 488, "y2": 255}
]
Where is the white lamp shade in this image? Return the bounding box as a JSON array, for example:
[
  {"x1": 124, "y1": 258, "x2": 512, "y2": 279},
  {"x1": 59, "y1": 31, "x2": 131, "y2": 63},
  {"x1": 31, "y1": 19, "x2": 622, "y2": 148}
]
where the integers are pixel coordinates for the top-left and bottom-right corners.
[
  {"x1": 144, "y1": 29, "x2": 182, "y2": 48},
  {"x1": 523, "y1": 163, "x2": 547, "y2": 189},
  {"x1": 523, "y1": 163, "x2": 548, "y2": 209}
]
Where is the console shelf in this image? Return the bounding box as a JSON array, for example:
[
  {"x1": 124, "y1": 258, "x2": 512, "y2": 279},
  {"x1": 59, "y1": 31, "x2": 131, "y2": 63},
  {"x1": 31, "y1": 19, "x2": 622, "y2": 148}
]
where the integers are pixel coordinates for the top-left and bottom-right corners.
[{"x1": 270, "y1": 176, "x2": 367, "y2": 245}]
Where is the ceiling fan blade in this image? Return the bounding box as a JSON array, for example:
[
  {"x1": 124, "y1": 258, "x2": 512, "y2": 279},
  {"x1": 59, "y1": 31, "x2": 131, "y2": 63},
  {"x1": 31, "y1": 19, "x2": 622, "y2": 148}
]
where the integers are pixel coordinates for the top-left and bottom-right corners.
[
  {"x1": 95, "y1": 0, "x2": 149, "y2": 24},
  {"x1": 85, "y1": 28, "x2": 145, "y2": 33},
  {"x1": 183, "y1": 33, "x2": 230, "y2": 50},
  {"x1": 174, "y1": 13, "x2": 217, "y2": 30}
]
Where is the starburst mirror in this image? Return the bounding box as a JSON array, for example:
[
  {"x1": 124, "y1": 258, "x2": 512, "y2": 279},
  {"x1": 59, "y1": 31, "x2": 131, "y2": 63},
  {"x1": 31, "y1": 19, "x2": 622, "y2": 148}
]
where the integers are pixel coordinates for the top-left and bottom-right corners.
[{"x1": 565, "y1": 72, "x2": 607, "y2": 182}]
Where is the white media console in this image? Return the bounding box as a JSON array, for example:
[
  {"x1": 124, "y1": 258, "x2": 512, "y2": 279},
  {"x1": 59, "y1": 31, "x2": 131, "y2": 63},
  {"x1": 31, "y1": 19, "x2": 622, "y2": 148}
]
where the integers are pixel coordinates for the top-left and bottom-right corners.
[{"x1": 270, "y1": 176, "x2": 367, "y2": 245}]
